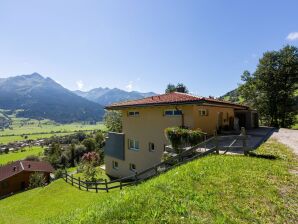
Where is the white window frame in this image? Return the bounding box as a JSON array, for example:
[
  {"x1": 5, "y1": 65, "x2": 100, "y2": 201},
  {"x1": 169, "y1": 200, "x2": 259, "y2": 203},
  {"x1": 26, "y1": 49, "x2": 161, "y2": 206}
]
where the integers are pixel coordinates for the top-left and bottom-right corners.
[
  {"x1": 112, "y1": 161, "x2": 119, "y2": 170},
  {"x1": 164, "y1": 109, "x2": 182, "y2": 116},
  {"x1": 128, "y1": 139, "x2": 140, "y2": 151},
  {"x1": 128, "y1": 111, "x2": 140, "y2": 116},
  {"x1": 129, "y1": 163, "x2": 136, "y2": 172},
  {"x1": 199, "y1": 109, "x2": 208, "y2": 116},
  {"x1": 149, "y1": 142, "x2": 155, "y2": 152}
]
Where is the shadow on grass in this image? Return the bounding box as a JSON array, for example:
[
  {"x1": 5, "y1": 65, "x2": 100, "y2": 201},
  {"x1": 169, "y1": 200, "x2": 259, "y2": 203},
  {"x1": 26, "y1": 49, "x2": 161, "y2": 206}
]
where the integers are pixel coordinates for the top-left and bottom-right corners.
[{"x1": 248, "y1": 152, "x2": 277, "y2": 160}]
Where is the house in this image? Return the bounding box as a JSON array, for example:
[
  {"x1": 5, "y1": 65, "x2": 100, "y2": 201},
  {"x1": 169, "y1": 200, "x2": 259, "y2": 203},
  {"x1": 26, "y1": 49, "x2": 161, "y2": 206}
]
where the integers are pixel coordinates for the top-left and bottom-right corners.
[
  {"x1": 0, "y1": 160, "x2": 54, "y2": 198},
  {"x1": 104, "y1": 92, "x2": 257, "y2": 178}
]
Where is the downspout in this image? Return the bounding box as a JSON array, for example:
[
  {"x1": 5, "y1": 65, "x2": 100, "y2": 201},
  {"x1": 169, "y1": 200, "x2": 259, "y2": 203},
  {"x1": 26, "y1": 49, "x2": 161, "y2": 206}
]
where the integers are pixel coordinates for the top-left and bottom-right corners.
[{"x1": 175, "y1": 106, "x2": 184, "y2": 128}]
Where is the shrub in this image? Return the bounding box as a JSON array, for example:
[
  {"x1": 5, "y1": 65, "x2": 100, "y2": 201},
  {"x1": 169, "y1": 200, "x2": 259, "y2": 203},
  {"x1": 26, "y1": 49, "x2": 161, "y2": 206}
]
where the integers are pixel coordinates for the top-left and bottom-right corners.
[
  {"x1": 29, "y1": 172, "x2": 46, "y2": 189},
  {"x1": 165, "y1": 127, "x2": 205, "y2": 154},
  {"x1": 54, "y1": 169, "x2": 64, "y2": 179},
  {"x1": 24, "y1": 155, "x2": 40, "y2": 161}
]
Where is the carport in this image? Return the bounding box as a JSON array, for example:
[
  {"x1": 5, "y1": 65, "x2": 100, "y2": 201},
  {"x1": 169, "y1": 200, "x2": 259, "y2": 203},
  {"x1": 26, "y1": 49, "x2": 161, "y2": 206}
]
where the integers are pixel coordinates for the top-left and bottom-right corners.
[{"x1": 235, "y1": 109, "x2": 259, "y2": 129}]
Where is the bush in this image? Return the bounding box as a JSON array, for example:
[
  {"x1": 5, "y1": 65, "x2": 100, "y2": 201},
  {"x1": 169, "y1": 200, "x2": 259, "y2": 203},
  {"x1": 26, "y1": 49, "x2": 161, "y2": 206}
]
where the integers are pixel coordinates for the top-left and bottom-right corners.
[
  {"x1": 24, "y1": 155, "x2": 40, "y2": 161},
  {"x1": 54, "y1": 169, "x2": 64, "y2": 179},
  {"x1": 29, "y1": 172, "x2": 46, "y2": 189},
  {"x1": 165, "y1": 127, "x2": 205, "y2": 154}
]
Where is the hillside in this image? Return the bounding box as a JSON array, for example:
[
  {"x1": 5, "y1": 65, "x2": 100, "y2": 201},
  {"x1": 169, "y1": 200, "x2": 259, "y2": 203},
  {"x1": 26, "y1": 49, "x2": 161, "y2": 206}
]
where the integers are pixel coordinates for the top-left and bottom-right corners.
[
  {"x1": 0, "y1": 140, "x2": 296, "y2": 224},
  {"x1": 219, "y1": 88, "x2": 243, "y2": 103},
  {"x1": 74, "y1": 87, "x2": 156, "y2": 106},
  {"x1": 0, "y1": 110, "x2": 10, "y2": 129},
  {"x1": 0, "y1": 73, "x2": 104, "y2": 123}
]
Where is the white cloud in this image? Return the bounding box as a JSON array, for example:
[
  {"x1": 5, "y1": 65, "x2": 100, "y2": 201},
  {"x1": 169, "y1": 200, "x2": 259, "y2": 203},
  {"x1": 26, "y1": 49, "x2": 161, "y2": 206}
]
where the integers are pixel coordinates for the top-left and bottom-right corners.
[
  {"x1": 76, "y1": 80, "x2": 84, "y2": 90},
  {"x1": 286, "y1": 32, "x2": 298, "y2": 41},
  {"x1": 125, "y1": 81, "x2": 133, "y2": 91}
]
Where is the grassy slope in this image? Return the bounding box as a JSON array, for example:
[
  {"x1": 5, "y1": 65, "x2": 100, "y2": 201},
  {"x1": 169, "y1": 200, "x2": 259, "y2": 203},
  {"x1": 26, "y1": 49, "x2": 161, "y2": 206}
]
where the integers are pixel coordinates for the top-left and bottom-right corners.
[
  {"x1": 0, "y1": 179, "x2": 103, "y2": 224},
  {"x1": 0, "y1": 146, "x2": 44, "y2": 165},
  {"x1": 0, "y1": 140, "x2": 297, "y2": 224}
]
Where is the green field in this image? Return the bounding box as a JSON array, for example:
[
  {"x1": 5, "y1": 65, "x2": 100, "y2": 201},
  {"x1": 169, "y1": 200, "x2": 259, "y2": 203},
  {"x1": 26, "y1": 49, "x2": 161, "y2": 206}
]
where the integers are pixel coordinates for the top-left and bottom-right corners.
[
  {"x1": 0, "y1": 116, "x2": 105, "y2": 144},
  {"x1": 0, "y1": 139, "x2": 296, "y2": 224},
  {"x1": 0, "y1": 146, "x2": 44, "y2": 165}
]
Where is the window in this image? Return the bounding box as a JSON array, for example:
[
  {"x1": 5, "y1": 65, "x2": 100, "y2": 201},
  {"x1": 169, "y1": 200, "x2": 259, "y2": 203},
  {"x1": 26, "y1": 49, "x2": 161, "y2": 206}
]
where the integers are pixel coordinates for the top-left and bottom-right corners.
[
  {"x1": 112, "y1": 161, "x2": 119, "y2": 170},
  {"x1": 164, "y1": 109, "x2": 182, "y2": 116},
  {"x1": 128, "y1": 111, "x2": 139, "y2": 116},
  {"x1": 199, "y1": 109, "x2": 208, "y2": 116},
  {"x1": 129, "y1": 163, "x2": 136, "y2": 172},
  {"x1": 128, "y1": 139, "x2": 140, "y2": 150},
  {"x1": 149, "y1": 142, "x2": 155, "y2": 151}
]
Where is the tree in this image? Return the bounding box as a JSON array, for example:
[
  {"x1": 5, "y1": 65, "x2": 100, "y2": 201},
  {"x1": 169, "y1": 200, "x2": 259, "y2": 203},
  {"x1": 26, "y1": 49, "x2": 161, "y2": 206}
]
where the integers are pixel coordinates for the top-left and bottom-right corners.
[
  {"x1": 165, "y1": 83, "x2": 176, "y2": 93},
  {"x1": 104, "y1": 110, "x2": 122, "y2": 132},
  {"x1": 29, "y1": 172, "x2": 46, "y2": 189},
  {"x1": 81, "y1": 152, "x2": 100, "y2": 182},
  {"x1": 165, "y1": 83, "x2": 189, "y2": 93},
  {"x1": 82, "y1": 138, "x2": 97, "y2": 152},
  {"x1": 176, "y1": 83, "x2": 189, "y2": 93},
  {"x1": 239, "y1": 45, "x2": 298, "y2": 127}
]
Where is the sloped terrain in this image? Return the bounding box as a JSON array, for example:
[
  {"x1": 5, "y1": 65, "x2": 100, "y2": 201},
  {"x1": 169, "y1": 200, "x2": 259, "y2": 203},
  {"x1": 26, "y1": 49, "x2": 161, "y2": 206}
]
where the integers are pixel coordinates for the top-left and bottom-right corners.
[{"x1": 0, "y1": 140, "x2": 296, "y2": 224}]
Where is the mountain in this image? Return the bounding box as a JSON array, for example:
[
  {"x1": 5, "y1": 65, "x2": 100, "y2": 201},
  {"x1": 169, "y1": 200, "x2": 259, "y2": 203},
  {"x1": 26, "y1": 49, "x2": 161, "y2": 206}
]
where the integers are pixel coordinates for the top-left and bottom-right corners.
[
  {"x1": 0, "y1": 73, "x2": 104, "y2": 123},
  {"x1": 74, "y1": 88, "x2": 156, "y2": 106}
]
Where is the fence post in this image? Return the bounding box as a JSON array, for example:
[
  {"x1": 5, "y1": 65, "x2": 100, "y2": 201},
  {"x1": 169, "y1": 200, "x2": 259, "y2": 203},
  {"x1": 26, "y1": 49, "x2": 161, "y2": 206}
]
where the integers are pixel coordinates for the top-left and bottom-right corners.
[
  {"x1": 120, "y1": 180, "x2": 122, "y2": 190},
  {"x1": 96, "y1": 182, "x2": 98, "y2": 193},
  {"x1": 71, "y1": 174, "x2": 74, "y2": 186},
  {"x1": 241, "y1": 127, "x2": 248, "y2": 155},
  {"x1": 105, "y1": 179, "x2": 109, "y2": 193},
  {"x1": 86, "y1": 182, "x2": 89, "y2": 191},
  {"x1": 65, "y1": 172, "x2": 68, "y2": 183},
  {"x1": 214, "y1": 130, "x2": 219, "y2": 154},
  {"x1": 78, "y1": 177, "x2": 81, "y2": 190}
]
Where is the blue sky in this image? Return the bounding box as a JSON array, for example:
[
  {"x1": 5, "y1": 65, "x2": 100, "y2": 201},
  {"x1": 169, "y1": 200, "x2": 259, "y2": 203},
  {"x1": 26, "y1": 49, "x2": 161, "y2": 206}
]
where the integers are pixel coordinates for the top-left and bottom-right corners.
[{"x1": 0, "y1": 0, "x2": 297, "y2": 96}]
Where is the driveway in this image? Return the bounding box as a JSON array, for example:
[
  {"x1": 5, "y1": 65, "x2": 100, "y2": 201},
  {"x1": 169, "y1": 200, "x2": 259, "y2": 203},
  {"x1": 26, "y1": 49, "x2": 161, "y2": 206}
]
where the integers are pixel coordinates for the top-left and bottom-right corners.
[{"x1": 270, "y1": 128, "x2": 298, "y2": 155}]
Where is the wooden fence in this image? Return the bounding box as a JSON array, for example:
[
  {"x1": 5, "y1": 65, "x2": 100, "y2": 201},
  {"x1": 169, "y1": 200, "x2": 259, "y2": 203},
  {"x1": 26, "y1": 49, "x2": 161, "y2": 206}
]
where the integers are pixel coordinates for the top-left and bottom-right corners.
[{"x1": 63, "y1": 129, "x2": 250, "y2": 192}]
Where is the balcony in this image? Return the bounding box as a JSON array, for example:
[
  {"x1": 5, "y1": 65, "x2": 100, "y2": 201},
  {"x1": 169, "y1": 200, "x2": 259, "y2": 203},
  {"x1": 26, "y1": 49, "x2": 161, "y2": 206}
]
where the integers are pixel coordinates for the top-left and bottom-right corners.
[{"x1": 104, "y1": 132, "x2": 125, "y2": 160}]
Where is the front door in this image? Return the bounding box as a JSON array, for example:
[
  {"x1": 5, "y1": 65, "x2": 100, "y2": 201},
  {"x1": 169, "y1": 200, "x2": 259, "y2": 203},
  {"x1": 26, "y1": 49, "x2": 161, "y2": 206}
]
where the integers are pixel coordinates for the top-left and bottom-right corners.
[{"x1": 20, "y1": 181, "x2": 26, "y2": 190}]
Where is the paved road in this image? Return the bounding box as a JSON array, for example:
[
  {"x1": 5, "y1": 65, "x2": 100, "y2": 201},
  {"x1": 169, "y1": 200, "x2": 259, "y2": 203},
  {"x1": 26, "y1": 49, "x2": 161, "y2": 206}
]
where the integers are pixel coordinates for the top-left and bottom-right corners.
[{"x1": 270, "y1": 128, "x2": 298, "y2": 155}]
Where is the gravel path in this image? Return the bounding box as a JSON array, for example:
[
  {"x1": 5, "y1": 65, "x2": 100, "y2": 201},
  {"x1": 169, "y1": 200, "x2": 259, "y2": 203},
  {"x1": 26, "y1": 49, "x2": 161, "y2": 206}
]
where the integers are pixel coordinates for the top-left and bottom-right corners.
[{"x1": 270, "y1": 128, "x2": 298, "y2": 155}]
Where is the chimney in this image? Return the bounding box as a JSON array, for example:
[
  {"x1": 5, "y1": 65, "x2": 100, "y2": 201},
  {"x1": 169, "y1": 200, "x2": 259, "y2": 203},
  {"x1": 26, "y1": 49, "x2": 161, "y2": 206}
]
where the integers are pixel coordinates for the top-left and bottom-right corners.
[
  {"x1": 13, "y1": 166, "x2": 17, "y2": 171},
  {"x1": 28, "y1": 164, "x2": 31, "y2": 168}
]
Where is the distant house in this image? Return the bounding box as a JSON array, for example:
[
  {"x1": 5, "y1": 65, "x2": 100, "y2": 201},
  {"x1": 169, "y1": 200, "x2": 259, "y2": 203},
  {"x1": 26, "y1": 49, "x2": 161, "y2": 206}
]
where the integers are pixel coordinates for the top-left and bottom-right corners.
[
  {"x1": 104, "y1": 92, "x2": 258, "y2": 178},
  {"x1": 0, "y1": 160, "x2": 54, "y2": 198}
]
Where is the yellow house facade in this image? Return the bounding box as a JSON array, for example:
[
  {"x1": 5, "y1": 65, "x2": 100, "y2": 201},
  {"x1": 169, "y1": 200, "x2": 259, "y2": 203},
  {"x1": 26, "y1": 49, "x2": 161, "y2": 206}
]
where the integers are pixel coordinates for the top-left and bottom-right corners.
[{"x1": 104, "y1": 92, "x2": 250, "y2": 178}]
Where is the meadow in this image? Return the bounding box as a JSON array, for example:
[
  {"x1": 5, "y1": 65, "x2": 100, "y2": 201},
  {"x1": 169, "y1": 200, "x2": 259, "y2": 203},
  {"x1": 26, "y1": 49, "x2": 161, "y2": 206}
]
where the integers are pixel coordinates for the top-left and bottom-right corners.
[
  {"x1": 0, "y1": 146, "x2": 44, "y2": 165},
  {"x1": 0, "y1": 115, "x2": 105, "y2": 144},
  {"x1": 0, "y1": 139, "x2": 296, "y2": 224}
]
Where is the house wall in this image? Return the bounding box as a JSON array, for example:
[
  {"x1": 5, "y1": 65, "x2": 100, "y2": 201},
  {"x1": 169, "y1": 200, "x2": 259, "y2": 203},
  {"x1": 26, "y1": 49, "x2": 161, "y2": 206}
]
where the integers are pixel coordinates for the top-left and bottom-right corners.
[
  {"x1": 0, "y1": 171, "x2": 50, "y2": 197},
  {"x1": 105, "y1": 104, "x2": 235, "y2": 178},
  {"x1": 193, "y1": 105, "x2": 235, "y2": 134}
]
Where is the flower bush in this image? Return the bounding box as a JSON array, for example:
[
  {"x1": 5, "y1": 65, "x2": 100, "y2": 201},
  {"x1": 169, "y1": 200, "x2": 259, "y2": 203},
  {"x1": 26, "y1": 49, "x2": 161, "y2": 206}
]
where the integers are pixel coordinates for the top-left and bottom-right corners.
[{"x1": 165, "y1": 127, "x2": 205, "y2": 154}]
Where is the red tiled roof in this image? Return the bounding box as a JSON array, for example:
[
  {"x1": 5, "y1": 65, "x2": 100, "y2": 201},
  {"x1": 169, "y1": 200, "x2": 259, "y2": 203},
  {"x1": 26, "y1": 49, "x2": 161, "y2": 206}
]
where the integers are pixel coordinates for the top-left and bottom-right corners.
[
  {"x1": 0, "y1": 160, "x2": 55, "y2": 182},
  {"x1": 105, "y1": 92, "x2": 248, "y2": 109}
]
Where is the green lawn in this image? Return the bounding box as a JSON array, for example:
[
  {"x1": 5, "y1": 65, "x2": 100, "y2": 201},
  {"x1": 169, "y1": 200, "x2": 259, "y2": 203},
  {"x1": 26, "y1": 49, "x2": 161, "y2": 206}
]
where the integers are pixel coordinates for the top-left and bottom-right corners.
[
  {"x1": 0, "y1": 146, "x2": 44, "y2": 165},
  {"x1": 0, "y1": 140, "x2": 297, "y2": 224}
]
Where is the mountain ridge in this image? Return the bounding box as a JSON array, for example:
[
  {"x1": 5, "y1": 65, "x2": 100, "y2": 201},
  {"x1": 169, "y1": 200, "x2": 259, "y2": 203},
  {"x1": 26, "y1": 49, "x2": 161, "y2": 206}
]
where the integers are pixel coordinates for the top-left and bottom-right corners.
[
  {"x1": 0, "y1": 73, "x2": 104, "y2": 123},
  {"x1": 74, "y1": 87, "x2": 156, "y2": 106}
]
